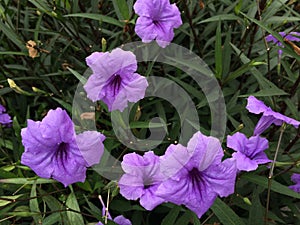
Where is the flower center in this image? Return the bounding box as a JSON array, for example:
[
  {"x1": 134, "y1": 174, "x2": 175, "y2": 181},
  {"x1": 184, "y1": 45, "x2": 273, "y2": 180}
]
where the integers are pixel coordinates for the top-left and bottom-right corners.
[
  {"x1": 55, "y1": 142, "x2": 69, "y2": 162},
  {"x1": 189, "y1": 167, "x2": 203, "y2": 190},
  {"x1": 110, "y1": 74, "x2": 122, "y2": 95}
]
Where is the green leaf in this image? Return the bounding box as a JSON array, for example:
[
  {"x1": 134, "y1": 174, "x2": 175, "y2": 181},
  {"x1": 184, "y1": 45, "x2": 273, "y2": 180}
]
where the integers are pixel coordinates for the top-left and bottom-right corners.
[
  {"x1": 43, "y1": 213, "x2": 62, "y2": 225},
  {"x1": 112, "y1": 0, "x2": 130, "y2": 21},
  {"x1": 161, "y1": 205, "x2": 181, "y2": 225},
  {"x1": 198, "y1": 14, "x2": 242, "y2": 24},
  {"x1": 266, "y1": 16, "x2": 300, "y2": 23},
  {"x1": 64, "y1": 13, "x2": 123, "y2": 27},
  {"x1": 211, "y1": 198, "x2": 246, "y2": 225},
  {"x1": 30, "y1": 181, "x2": 43, "y2": 224},
  {"x1": 66, "y1": 188, "x2": 84, "y2": 225},
  {"x1": 0, "y1": 20, "x2": 25, "y2": 51},
  {"x1": 0, "y1": 194, "x2": 23, "y2": 207},
  {"x1": 239, "y1": 88, "x2": 288, "y2": 97},
  {"x1": 248, "y1": 186, "x2": 264, "y2": 225},
  {"x1": 0, "y1": 178, "x2": 56, "y2": 184},
  {"x1": 215, "y1": 21, "x2": 222, "y2": 79},
  {"x1": 67, "y1": 67, "x2": 87, "y2": 85},
  {"x1": 230, "y1": 43, "x2": 288, "y2": 95},
  {"x1": 243, "y1": 173, "x2": 300, "y2": 199},
  {"x1": 174, "y1": 211, "x2": 193, "y2": 225}
]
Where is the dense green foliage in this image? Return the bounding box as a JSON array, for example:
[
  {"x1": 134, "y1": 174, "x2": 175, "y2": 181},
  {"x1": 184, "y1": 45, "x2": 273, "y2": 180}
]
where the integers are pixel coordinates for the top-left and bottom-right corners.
[{"x1": 1, "y1": 0, "x2": 300, "y2": 224}]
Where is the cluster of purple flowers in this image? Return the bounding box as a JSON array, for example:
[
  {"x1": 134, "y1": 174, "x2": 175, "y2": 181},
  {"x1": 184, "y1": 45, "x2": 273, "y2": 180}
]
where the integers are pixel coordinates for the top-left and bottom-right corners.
[
  {"x1": 117, "y1": 95, "x2": 300, "y2": 218},
  {"x1": 20, "y1": 46, "x2": 300, "y2": 219},
  {"x1": 18, "y1": 0, "x2": 300, "y2": 221}
]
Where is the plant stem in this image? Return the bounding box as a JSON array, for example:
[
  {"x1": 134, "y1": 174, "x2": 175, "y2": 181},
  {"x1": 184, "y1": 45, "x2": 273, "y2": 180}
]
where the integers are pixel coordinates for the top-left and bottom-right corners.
[{"x1": 265, "y1": 124, "x2": 285, "y2": 225}]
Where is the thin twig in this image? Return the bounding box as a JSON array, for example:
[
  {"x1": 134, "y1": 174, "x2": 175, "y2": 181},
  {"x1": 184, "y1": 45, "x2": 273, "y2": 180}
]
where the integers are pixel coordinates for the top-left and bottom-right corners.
[
  {"x1": 182, "y1": 0, "x2": 202, "y2": 55},
  {"x1": 265, "y1": 124, "x2": 285, "y2": 225}
]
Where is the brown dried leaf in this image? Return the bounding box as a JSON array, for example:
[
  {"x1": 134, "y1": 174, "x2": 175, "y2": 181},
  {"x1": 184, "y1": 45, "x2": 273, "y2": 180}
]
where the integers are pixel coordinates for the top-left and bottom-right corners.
[
  {"x1": 80, "y1": 112, "x2": 95, "y2": 120},
  {"x1": 26, "y1": 40, "x2": 38, "y2": 58}
]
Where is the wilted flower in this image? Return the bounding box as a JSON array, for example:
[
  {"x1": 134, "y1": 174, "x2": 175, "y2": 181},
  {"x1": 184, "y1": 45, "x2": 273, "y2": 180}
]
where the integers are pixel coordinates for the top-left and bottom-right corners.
[
  {"x1": 0, "y1": 104, "x2": 12, "y2": 125},
  {"x1": 227, "y1": 132, "x2": 271, "y2": 171},
  {"x1": 156, "y1": 131, "x2": 237, "y2": 218},
  {"x1": 266, "y1": 31, "x2": 300, "y2": 56},
  {"x1": 118, "y1": 151, "x2": 165, "y2": 210},
  {"x1": 96, "y1": 195, "x2": 131, "y2": 225},
  {"x1": 21, "y1": 108, "x2": 105, "y2": 187},
  {"x1": 84, "y1": 48, "x2": 148, "y2": 111},
  {"x1": 289, "y1": 173, "x2": 300, "y2": 193},
  {"x1": 134, "y1": 0, "x2": 182, "y2": 48},
  {"x1": 246, "y1": 96, "x2": 300, "y2": 135}
]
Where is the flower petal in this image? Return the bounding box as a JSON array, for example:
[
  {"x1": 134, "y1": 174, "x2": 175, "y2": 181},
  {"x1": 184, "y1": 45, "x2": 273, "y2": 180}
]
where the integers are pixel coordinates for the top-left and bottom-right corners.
[
  {"x1": 114, "y1": 215, "x2": 132, "y2": 225},
  {"x1": 232, "y1": 152, "x2": 258, "y2": 171},
  {"x1": 246, "y1": 96, "x2": 269, "y2": 114},
  {"x1": 227, "y1": 132, "x2": 248, "y2": 154},
  {"x1": 187, "y1": 131, "x2": 223, "y2": 171},
  {"x1": 76, "y1": 131, "x2": 106, "y2": 166}
]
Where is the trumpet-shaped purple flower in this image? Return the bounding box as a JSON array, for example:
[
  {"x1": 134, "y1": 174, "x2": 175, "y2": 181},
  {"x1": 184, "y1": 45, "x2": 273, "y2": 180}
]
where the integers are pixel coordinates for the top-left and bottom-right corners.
[
  {"x1": 118, "y1": 151, "x2": 165, "y2": 210},
  {"x1": 0, "y1": 104, "x2": 12, "y2": 125},
  {"x1": 156, "y1": 131, "x2": 237, "y2": 218},
  {"x1": 289, "y1": 173, "x2": 300, "y2": 193},
  {"x1": 246, "y1": 96, "x2": 300, "y2": 135},
  {"x1": 84, "y1": 48, "x2": 148, "y2": 111},
  {"x1": 227, "y1": 132, "x2": 271, "y2": 171},
  {"x1": 266, "y1": 31, "x2": 300, "y2": 56},
  {"x1": 96, "y1": 196, "x2": 131, "y2": 225},
  {"x1": 21, "y1": 108, "x2": 105, "y2": 187},
  {"x1": 134, "y1": 0, "x2": 182, "y2": 48}
]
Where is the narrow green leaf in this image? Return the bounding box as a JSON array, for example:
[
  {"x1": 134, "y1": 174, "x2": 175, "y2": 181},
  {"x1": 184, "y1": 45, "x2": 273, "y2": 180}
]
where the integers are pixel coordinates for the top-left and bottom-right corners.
[
  {"x1": 0, "y1": 178, "x2": 56, "y2": 184},
  {"x1": 65, "y1": 13, "x2": 123, "y2": 27},
  {"x1": 30, "y1": 181, "x2": 43, "y2": 224},
  {"x1": 215, "y1": 21, "x2": 222, "y2": 79},
  {"x1": 239, "y1": 88, "x2": 288, "y2": 97},
  {"x1": 174, "y1": 211, "x2": 193, "y2": 225},
  {"x1": 112, "y1": 0, "x2": 130, "y2": 21},
  {"x1": 211, "y1": 198, "x2": 246, "y2": 225},
  {"x1": 222, "y1": 27, "x2": 232, "y2": 79},
  {"x1": 230, "y1": 43, "x2": 288, "y2": 95},
  {"x1": 266, "y1": 16, "x2": 300, "y2": 23},
  {"x1": 248, "y1": 186, "x2": 264, "y2": 225},
  {"x1": 66, "y1": 189, "x2": 84, "y2": 225},
  {"x1": 67, "y1": 67, "x2": 87, "y2": 85},
  {"x1": 198, "y1": 14, "x2": 242, "y2": 24},
  {"x1": 0, "y1": 20, "x2": 25, "y2": 50},
  {"x1": 43, "y1": 213, "x2": 62, "y2": 225},
  {"x1": 161, "y1": 205, "x2": 181, "y2": 225},
  {"x1": 52, "y1": 97, "x2": 72, "y2": 113},
  {"x1": 0, "y1": 194, "x2": 23, "y2": 207},
  {"x1": 243, "y1": 173, "x2": 300, "y2": 199}
]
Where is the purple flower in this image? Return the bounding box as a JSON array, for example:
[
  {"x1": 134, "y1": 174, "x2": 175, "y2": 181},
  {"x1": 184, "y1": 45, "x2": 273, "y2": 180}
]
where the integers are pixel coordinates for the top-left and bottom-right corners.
[
  {"x1": 156, "y1": 131, "x2": 237, "y2": 218},
  {"x1": 227, "y1": 132, "x2": 271, "y2": 171},
  {"x1": 134, "y1": 0, "x2": 182, "y2": 48},
  {"x1": 266, "y1": 31, "x2": 300, "y2": 56},
  {"x1": 21, "y1": 108, "x2": 105, "y2": 187},
  {"x1": 0, "y1": 104, "x2": 12, "y2": 125},
  {"x1": 96, "y1": 196, "x2": 131, "y2": 225},
  {"x1": 118, "y1": 151, "x2": 165, "y2": 210},
  {"x1": 289, "y1": 173, "x2": 300, "y2": 193},
  {"x1": 246, "y1": 96, "x2": 300, "y2": 135},
  {"x1": 84, "y1": 48, "x2": 148, "y2": 112}
]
